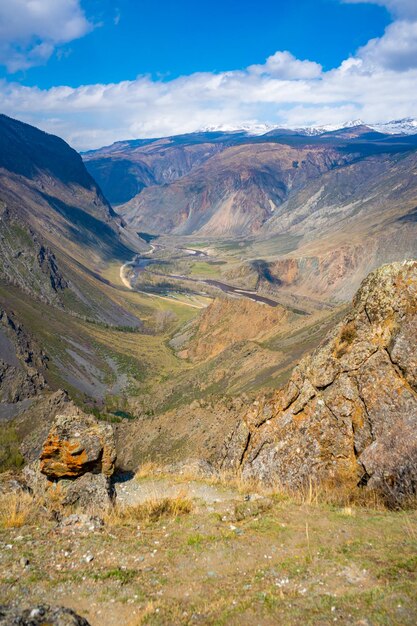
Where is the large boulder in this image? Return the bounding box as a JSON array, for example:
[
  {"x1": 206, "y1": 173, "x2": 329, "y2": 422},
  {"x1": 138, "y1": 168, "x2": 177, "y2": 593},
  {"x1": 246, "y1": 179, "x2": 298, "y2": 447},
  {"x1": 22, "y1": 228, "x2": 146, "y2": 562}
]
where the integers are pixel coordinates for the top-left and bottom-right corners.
[
  {"x1": 221, "y1": 261, "x2": 417, "y2": 504},
  {"x1": 36, "y1": 407, "x2": 116, "y2": 509},
  {"x1": 40, "y1": 409, "x2": 115, "y2": 479},
  {"x1": 0, "y1": 605, "x2": 91, "y2": 625}
]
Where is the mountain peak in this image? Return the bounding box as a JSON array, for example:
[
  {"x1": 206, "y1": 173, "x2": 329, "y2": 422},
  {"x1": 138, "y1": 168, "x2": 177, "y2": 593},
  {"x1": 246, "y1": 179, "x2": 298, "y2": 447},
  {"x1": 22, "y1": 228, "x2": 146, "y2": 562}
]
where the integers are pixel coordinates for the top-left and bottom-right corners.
[{"x1": 199, "y1": 118, "x2": 417, "y2": 138}]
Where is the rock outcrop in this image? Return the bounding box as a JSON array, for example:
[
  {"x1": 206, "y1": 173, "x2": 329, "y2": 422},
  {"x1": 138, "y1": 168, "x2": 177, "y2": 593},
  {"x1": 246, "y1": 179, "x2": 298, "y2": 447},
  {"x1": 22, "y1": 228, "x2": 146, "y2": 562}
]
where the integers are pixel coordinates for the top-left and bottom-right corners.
[
  {"x1": 221, "y1": 261, "x2": 417, "y2": 503},
  {"x1": 173, "y1": 297, "x2": 288, "y2": 362},
  {"x1": 40, "y1": 410, "x2": 116, "y2": 479},
  {"x1": 37, "y1": 408, "x2": 116, "y2": 509},
  {"x1": 0, "y1": 308, "x2": 47, "y2": 404},
  {"x1": 0, "y1": 605, "x2": 91, "y2": 626}
]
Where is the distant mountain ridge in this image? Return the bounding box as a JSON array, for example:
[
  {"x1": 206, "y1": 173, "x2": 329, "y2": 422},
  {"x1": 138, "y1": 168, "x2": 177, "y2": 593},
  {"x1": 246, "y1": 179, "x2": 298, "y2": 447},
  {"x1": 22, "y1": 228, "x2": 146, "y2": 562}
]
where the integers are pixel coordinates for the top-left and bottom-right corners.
[
  {"x1": 198, "y1": 118, "x2": 417, "y2": 137},
  {"x1": 83, "y1": 117, "x2": 417, "y2": 300},
  {"x1": 83, "y1": 119, "x2": 417, "y2": 208}
]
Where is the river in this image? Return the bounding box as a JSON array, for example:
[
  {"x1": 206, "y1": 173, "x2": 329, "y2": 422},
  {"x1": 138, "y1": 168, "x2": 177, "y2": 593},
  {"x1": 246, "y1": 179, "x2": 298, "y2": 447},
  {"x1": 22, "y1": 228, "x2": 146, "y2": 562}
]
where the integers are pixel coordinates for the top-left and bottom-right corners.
[{"x1": 123, "y1": 252, "x2": 281, "y2": 308}]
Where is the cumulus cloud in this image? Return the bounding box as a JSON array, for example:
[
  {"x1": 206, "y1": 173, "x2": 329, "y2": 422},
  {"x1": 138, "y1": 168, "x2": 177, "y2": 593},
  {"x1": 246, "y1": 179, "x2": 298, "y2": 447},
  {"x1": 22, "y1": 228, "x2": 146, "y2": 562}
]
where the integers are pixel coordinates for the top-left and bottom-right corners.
[
  {"x1": 248, "y1": 51, "x2": 322, "y2": 79},
  {"x1": 344, "y1": 0, "x2": 417, "y2": 71},
  {"x1": 0, "y1": 0, "x2": 93, "y2": 72},
  {"x1": 1, "y1": 52, "x2": 416, "y2": 151},
  {"x1": 357, "y1": 19, "x2": 417, "y2": 70}
]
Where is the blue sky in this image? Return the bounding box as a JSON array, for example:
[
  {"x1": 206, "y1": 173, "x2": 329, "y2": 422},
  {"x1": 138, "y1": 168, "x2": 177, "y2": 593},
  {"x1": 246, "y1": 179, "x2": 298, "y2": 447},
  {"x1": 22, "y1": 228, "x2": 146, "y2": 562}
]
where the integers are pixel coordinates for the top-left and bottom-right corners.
[
  {"x1": 1, "y1": 0, "x2": 390, "y2": 88},
  {"x1": 0, "y1": 0, "x2": 416, "y2": 149}
]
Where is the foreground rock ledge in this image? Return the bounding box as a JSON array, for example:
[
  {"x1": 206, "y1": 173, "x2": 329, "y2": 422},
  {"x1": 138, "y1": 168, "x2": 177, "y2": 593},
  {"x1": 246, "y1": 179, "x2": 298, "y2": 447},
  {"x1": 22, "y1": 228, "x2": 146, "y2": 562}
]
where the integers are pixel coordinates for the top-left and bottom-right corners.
[
  {"x1": 222, "y1": 261, "x2": 417, "y2": 502},
  {"x1": 0, "y1": 605, "x2": 91, "y2": 626}
]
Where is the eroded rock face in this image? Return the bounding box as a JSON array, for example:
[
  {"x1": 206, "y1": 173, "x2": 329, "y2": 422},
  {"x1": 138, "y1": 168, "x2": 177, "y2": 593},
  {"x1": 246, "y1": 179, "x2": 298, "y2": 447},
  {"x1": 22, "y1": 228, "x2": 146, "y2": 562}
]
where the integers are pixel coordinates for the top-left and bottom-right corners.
[
  {"x1": 0, "y1": 605, "x2": 91, "y2": 626},
  {"x1": 222, "y1": 261, "x2": 417, "y2": 502},
  {"x1": 0, "y1": 308, "x2": 47, "y2": 404},
  {"x1": 40, "y1": 409, "x2": 116, "y2": 479}
]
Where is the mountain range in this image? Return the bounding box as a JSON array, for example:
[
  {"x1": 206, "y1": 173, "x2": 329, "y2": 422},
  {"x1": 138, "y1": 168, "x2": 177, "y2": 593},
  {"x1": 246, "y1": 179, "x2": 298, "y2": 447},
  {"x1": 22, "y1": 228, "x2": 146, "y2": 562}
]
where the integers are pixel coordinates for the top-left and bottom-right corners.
[
  {"x1": 1, "y1": 112, "x2": 417, "y2": 475},
  {"x1": 84, "y1": 120, "x2": 417, "y2": 298},
  {"x1": 200, "y1": 118, "x2": 417, "y2": 137}
]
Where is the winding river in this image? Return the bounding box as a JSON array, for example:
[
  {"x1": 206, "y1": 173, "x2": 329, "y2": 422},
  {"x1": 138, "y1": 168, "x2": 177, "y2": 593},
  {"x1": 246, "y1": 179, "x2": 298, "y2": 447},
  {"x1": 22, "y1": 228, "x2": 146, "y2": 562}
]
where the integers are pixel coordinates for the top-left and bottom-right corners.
[{"x1": 121, "y1": 245, "x2": 281, "y2": 308}]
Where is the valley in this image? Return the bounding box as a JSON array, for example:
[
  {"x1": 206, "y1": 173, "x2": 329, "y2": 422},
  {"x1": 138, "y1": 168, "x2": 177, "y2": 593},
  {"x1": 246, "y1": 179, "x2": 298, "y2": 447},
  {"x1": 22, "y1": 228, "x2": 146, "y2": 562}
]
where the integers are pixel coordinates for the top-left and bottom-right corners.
[
  {"x1": 120, "y1": 241, "x2": 287, "y2": 308},
  {"x1": 1, "y1": 115, "x2": 416, "y2": 471},
  {"x1": 0, "y1": 114, "x2": 416, "y2": 626}
]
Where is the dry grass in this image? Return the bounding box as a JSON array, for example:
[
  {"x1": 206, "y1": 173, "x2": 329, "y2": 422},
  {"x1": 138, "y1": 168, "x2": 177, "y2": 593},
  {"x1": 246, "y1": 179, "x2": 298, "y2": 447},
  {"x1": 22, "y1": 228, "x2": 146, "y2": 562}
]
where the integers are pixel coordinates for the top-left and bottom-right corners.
[
  {"x1": 134, "y1": 461, "x2": 162, "y2": 479},
  {"x1": 279, "y1": 477, "x2": 416, "y2": 511},
  {"x1": 107, "y1": 493, "x2": 193, "y2": 526},
  {"x1": 135, "y1": 463, "x2": 416, "y2": 512},
  {"x1": 278, "y1": 477, "x2": 389, "y2": 510},
  {"x1": 126, "y1": 601, "x2": 157, "y2": 626},
  {"x1": 0, "y1": 492, "x2": 36, "y2": 528},
  {"x1": 134, "y1": 463, "x2": 278, "y2": 495}
]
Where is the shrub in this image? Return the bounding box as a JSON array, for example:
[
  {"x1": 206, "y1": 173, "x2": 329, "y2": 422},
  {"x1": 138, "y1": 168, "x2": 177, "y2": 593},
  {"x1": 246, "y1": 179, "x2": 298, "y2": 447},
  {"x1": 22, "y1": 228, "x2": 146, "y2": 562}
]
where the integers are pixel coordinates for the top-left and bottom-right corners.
[
  {"x1": 0, "y1": 426, "x2": 24, "y2": 472},
  {"x1": 0, "y1": 492, "x2": 34, "y2": 528}
]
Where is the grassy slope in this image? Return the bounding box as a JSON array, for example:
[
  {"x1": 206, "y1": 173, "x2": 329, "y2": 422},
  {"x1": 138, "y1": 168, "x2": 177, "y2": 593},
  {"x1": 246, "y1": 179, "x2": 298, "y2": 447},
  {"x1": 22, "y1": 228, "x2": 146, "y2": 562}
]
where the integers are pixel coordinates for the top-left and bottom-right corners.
[{"x1": 1, "y1": 206, "x2": 345, "y2": 468}]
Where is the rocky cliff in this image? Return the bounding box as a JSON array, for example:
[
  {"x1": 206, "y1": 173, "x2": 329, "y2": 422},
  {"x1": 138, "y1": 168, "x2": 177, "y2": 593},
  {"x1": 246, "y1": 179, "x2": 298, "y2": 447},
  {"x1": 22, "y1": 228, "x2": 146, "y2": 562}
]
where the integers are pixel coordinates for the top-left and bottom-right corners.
[
  {"x1": 0, "y1": 308, "x2": 47, "y2": 407},
  {"x1": 174, "y1": 297, "x2": 289, "y2": 362},
  {"x1": 221, "y1": 261, "x2": 417, "y2": 503}
]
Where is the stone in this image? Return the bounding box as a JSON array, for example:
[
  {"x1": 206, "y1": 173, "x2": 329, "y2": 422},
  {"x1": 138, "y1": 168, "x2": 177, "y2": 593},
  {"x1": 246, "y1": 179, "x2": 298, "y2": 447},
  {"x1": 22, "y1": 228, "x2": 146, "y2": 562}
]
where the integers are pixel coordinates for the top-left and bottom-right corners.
[
  {"x1": 32, "y1": 407, "x2": 117, "y2": 510},
  {"x1": 58, "y1": 514, "x2": 104, "y2": 532},
  {"x1": 222, "y1": 261, "x2": 417, "y2": 504},
  {"x1": 58, "y1": 472, "x2": 114, "y2": 509},
  {"x1": 40, "y1": 408, "x2": 116, "y2": 479},
  {"x1": 0, "y1": 605, "x2": 91, "y2": 625}
]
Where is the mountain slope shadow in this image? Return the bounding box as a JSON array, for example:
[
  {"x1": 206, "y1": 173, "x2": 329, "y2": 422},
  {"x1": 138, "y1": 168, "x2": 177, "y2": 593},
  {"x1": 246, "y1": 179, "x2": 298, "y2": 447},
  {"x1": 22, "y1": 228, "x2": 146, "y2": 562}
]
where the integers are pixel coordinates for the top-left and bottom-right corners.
[{"x1": 41, "y1": 193, "x2": 133, "y2": 262}]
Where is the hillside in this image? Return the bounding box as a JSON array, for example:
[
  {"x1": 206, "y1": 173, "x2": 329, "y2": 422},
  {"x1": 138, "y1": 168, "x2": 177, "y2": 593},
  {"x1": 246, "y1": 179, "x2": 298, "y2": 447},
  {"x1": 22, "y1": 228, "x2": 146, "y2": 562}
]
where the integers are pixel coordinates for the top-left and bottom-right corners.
[
  {"x1": 82, "y1": 132, "x2": 243, "y2": 205},
  {"x1": 118, "y1": 141, "x2": 353, "y2": 236},
  {"x1": 0, "y1": 115, "x2": 150, "y2": 440},
  {"x1": 0, "y1": 114, "x2": 144, "y2": 320},
  {"x1": 117, "y1": 132, "x2": 417, "y2": 238}
]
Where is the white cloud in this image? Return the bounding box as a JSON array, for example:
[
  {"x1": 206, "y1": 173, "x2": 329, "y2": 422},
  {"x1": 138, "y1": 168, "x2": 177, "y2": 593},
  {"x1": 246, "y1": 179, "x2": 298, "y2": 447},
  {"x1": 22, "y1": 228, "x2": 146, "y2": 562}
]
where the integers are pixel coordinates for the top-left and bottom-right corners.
[
  {"x1": 0, "y1": 0, "x2": 415, "y2": 149},
  {"x1": 0, "y1": 0, "x2": 93, "y2": 72},
  {"x1": 357, "y1": 20, "x2": 417, "y2": 70},
  {"x1": 1, "y1": 54, "x2": 416, "y2": 151},
  {"x1": 248, "y1": 51, "x2": 322, "y2": 79}
]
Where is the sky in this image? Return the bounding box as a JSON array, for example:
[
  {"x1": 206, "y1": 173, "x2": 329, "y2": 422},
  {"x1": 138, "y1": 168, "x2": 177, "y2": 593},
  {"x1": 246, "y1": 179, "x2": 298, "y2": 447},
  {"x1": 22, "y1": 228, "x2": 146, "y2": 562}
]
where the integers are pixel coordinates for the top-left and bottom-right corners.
[{"x1": 0, "y1": 0, "x2": 416, "y2": 149}]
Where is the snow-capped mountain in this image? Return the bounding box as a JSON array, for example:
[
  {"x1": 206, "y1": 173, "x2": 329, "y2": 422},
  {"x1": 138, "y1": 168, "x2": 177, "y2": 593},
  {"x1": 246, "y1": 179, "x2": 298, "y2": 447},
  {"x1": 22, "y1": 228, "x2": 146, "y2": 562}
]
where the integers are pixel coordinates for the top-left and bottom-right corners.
[
  {"x1": 201, "y1": 122, "x2": 279, "y2": 135},
  {"x1": 294, "y1": 119, "x2": 366, "y2": 136},
  {"x1": 368, "y1": 118, "x2": 417, "y2": 135},
  {"x1": 200, "y1": 118, "x2": 417, "y2": 137},
  {"x1": 291, "y1": 118, "x2": 417, "y2": 136}
]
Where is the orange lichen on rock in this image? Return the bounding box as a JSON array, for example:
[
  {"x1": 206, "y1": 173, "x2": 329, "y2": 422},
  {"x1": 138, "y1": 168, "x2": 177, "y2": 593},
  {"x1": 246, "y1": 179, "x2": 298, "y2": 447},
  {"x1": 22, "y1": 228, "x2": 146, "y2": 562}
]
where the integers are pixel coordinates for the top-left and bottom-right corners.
[
  {"x1": 40, "y1": 408, "x2": 116, "y2": 480},
  {"x1": 40, "y1": 435, "x2": 89, "y2": 478}
]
